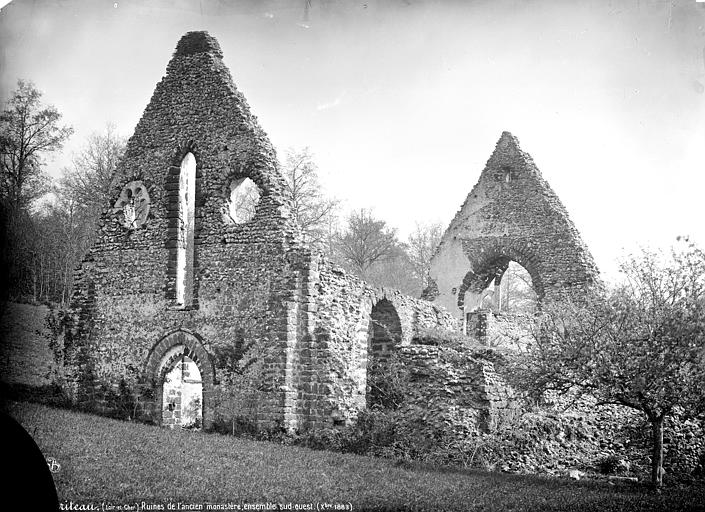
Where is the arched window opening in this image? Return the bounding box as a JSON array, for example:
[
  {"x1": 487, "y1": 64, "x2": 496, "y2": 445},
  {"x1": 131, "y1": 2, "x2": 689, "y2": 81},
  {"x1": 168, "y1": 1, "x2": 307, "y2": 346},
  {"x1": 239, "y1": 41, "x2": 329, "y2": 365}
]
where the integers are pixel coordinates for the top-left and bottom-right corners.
[
  {"x1": 497, "y1": 261, "x2": 537, "y2": 313},
  {"x1": 462, "y1": 260, "x2": 538, "y2": 318},
  {"x1": 176, "y1": 153, "x2": 196, "y2": 306},
  {"x1": 224, "y1": 177, "x2": 261, "y2": 225},
  {"x1": 159, "y1": 345, "x2": 203, "y2": 429},
  {"x1": 366, "y1": 299, "x2": 402, "y2": 409}
]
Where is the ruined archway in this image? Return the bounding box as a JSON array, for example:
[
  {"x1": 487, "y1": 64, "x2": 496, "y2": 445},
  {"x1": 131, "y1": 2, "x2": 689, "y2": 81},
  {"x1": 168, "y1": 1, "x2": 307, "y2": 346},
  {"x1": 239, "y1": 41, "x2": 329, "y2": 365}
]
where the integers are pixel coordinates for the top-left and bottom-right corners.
[
  {"x1": 366, "y1": 298, "x2": 402, "y2": 408},
  {"x1": 428, "y1": 131, "x2": 600, "y2": 319},
  {"x1": 145, "y1": 330, "x2": 215, "y2": 428},
  {"x1": 159, "y1": 347, "x2": 203, "y2": 428},
  {"x1": 458, "y1": 246, "x2": 541, "y2": 311}
]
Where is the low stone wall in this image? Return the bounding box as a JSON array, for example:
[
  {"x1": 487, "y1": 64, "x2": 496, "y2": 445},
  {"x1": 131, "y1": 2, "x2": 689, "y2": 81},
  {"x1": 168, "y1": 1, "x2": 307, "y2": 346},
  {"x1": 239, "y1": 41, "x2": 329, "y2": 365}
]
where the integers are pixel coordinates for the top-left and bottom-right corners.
[
  {"x1": 466, "y1": 309, "x2": 534, "y2": 349},
  {"x1": 400, "y1": 342, "x2": 516, "y2": 436},
  {"x1": 284, "y1": 251, "x2": 460, "y2": 430}
]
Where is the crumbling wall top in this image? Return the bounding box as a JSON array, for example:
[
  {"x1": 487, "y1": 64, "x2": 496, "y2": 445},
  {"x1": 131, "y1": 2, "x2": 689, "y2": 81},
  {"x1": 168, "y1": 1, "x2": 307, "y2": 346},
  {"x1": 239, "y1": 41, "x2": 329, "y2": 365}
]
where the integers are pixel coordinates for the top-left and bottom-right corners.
[{"x1": 174, "y1": 31, "x2": 223, "y2": 58}]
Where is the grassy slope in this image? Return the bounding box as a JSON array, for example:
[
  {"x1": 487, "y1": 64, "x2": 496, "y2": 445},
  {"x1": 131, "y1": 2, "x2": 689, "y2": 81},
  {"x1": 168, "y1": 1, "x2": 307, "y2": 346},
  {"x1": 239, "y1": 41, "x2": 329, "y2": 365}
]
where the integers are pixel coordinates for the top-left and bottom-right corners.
[{"x1": 7, "y1": 402, "x2": 705, "y2": 512}]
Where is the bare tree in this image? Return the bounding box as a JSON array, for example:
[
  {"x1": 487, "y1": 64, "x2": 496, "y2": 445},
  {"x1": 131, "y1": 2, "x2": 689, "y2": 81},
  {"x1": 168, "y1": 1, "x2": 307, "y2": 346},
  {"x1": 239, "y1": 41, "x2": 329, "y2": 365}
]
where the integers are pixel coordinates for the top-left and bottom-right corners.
[
  {"x1": 0, "y1": 80, "x2": 72, "y2": 211},
  {"x1": 33, "y1": 194, "x2": 86, "y2": 304},
  {"x1": 499, "y1": 262, "x2": 538, "y2": 314},
  {"x1": 407, "y1": 222, "x2": 443, "y2": 291},
  {"x1": 280, "y1": 148, "x2": 338, "y2": 250},
  {"x1": 0, "y1": 80, "x2": 72, "y2": 301},
  {"x1": 334, "y1": 208, "x2": 399, "y2": 277},
  {"x1": 61, "y1": 124, "x2": 125, "y2": 224},
  {"x1": 364, "y1": 246, "x2": 419, "y2": 296},
  {"x1": 19, "y1": 125, "x2": 127, "y2": 304}
]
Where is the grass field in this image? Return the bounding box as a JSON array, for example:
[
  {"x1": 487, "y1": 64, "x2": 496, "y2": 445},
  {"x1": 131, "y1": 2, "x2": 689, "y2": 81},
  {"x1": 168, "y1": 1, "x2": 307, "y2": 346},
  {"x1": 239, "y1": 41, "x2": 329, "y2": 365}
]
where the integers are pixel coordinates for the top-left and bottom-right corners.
[{"x1": 6, "y1": 401, "x2": 705, "y2": 512}]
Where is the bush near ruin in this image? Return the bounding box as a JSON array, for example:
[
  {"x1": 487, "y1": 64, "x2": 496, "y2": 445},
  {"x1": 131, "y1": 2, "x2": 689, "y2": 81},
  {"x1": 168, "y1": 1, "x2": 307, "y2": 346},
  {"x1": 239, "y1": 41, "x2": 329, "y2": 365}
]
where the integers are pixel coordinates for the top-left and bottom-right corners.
[{"x1": 289, "y1": 359, "x2": 704, "y2": 484}]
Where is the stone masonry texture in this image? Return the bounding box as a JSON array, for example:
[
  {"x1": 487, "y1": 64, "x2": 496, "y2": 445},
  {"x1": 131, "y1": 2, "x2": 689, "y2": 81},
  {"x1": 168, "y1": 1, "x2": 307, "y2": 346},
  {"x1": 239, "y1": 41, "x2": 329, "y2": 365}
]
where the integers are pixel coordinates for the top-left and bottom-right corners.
[
  {"x1": 427, "y1": 131, "x2": 601, "y2": 319},
  {"x1": 62, "y1": 31, "x2": 484, "y2": 433}
]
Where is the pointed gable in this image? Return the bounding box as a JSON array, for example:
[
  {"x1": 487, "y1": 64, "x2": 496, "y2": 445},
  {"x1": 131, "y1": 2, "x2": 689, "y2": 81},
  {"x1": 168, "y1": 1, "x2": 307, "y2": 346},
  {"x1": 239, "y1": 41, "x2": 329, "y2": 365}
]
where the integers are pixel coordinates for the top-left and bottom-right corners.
[
  {"x1": 428, "y1": 131, "x2": 600, "y2": 315},
  {"x1": 88, "y1": 31, "x2": 300, "y2": 307},
  {"x1": 121, "y1": 31, "x2": 290, "y2": 211}
]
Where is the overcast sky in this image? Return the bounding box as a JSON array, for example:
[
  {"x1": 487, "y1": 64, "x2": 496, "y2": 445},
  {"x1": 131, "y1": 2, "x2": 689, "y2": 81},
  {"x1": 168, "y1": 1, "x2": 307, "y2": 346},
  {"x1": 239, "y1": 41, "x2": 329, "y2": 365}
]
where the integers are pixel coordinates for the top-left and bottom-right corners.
[{"x1": 1, "y1": 0, "x2": 704, "y2": 282}]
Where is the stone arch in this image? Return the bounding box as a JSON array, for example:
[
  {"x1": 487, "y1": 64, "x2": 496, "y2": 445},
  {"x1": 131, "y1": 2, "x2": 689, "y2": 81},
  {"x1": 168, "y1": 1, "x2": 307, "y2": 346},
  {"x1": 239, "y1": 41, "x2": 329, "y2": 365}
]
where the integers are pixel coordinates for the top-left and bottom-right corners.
[
  {"x1": 219, "y1": 155, "x2": 270, "y2": 197},
  {"x1": 365, "y1": 298, "x2": 402, "y2": 408},
  {"x1": 145, "y1": 329, "x2": 215, "y2": 428},
  {"x1": 457, "y1": 243, "x2": 544, "y2": 309},
  {"x1": 171, "y1": 139, "x2": 201, "y2": 168},
  {"x1": 428, "y1": 131, "x2": 600, "y2": 319},
  {"x1": 368, "y1": 298, "x2": 402, "y2": 357},
  {"x1": 369, "y1": 290, "x2": 415, "y2": 343}
]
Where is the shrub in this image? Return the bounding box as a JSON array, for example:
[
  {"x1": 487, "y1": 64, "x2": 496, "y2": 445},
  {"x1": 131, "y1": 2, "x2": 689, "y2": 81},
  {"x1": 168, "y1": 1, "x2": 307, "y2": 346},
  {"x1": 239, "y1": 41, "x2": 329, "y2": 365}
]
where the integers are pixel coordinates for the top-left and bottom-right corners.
[
  {"x1": 207, "y1": 329, "x2": 705, "y2": 485},
  {"x1": 596, "y1": 454, "x2": 629, "y2": 475}
]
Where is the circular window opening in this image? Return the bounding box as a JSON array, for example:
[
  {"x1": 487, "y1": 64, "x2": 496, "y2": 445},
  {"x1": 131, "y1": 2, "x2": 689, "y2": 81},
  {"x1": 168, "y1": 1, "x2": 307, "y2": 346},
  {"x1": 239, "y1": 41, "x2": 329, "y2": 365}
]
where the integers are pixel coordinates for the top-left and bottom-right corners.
[
  {"x1": 113, "y1": 180, "x2": 150, "y2": 230},
  {"x1": 224, "y1": 177, "x2": 261, "y2": 225}
]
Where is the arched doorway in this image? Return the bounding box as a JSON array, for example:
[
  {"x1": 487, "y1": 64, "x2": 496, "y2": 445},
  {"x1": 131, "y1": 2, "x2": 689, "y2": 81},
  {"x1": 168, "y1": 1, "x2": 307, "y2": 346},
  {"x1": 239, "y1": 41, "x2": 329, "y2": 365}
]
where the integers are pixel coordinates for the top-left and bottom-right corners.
[
  {"x1": 159, "y1": 345, "x2": 203, "y2": 428},
  {"x1": 145, "y1": 330, "x2": 215, "y2": 429},
  {"x1": 366, "y1": 298, "x2": 402, "y2": 408}
]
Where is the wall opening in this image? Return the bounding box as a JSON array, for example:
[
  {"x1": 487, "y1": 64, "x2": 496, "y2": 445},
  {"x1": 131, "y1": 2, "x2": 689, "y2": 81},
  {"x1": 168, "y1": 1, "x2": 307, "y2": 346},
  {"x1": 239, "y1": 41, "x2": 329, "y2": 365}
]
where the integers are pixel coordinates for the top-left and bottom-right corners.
[
  {"x1": 224, "y1": 177, "x2": 261, "y2": 224},
  {"x1": 496, "y1": 261, "x2": 537, "y2": 313},
  {"x1": 113, "y1": 180, "x2": 150, "y2": 230},
  {"x1": 146, "y1": 330, "x2": 214, "y2": 429},
  {"x1": 159, "y1": 344, "x2": 203, "y2": 429},
  {"x1": 366, "y1": 298, "x2": 402, "y2": 409},
  {"x1": 501, "y1": 166, "x2": 512, "y2": 183},
  {"x1": 176, "y1": 153, "x2": 196, "y2": 306},
  {"x1": 462, "y1": 260, "x2": 538, "y2": 317}
]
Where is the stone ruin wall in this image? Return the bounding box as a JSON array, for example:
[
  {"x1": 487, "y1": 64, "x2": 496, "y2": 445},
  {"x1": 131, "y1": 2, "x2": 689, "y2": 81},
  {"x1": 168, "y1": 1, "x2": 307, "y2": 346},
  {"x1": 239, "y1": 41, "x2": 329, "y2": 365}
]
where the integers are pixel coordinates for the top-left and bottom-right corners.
[
  {"x1": 428, "y1": 131, "x2": 601, "y2": 325},
  {"x1": 401, "y1": 344, "x2": 515, "y2": 436},
  {"x1": 61, "y1": 31, "x2": 501, "y2": 434},
  {"x1": 292, "y1": 254, "x2": 460, "y2": 429},
  {"x1": 22, "y1": 32, "x2": 604, "y2": 438},
  {"x1": 64, "y1": 32, "x2": 300, "y2": 428}
]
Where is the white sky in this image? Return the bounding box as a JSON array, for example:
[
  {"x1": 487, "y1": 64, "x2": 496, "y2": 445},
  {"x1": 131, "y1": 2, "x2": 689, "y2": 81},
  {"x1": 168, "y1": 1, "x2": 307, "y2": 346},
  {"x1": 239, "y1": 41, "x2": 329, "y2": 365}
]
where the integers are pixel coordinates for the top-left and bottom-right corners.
[{"x1": 1, "y1": 0, "x2": 704, "y2": 283}]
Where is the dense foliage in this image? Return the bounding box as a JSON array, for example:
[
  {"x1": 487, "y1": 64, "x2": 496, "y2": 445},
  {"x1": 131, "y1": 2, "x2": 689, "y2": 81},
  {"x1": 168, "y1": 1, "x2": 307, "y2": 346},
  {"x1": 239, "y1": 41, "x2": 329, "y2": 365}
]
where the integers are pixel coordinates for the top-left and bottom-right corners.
[{"x1": 510, "y1": 241, "x2": 705, "y2": 486}]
